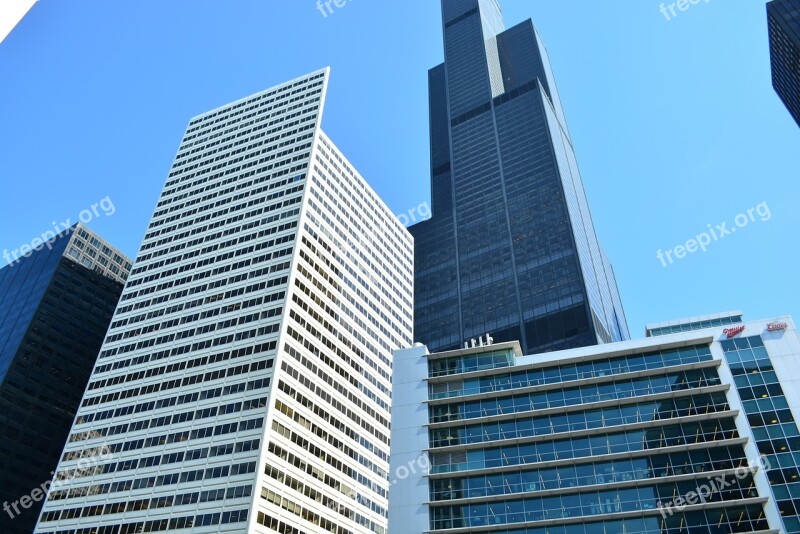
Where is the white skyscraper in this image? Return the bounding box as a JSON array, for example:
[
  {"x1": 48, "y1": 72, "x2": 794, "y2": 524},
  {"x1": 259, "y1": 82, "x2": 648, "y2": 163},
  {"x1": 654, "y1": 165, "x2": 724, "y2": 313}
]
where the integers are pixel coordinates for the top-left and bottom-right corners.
[{"x1": 34, "y1": 68, "x2": 413, "y2": 534}]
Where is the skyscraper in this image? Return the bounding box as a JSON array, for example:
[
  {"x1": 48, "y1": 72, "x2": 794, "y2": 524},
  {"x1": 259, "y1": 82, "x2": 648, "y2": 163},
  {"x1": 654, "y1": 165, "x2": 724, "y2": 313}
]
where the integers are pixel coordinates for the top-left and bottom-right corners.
[
  {"x1": 390, "y1": 313, "x2": 800, "y2": 533},
  {"x1": 34, "y1": 69, "x2": 413, "y2": 534},
  {"x1": 412, "y1": 0, "x2": 629, "y2": 355},
  {"x1": 0, "y1": 223, "x2": 130, "y2": 534},
  {"x1": 767, "y1": 0, "x2": 800, "y2": 128}
]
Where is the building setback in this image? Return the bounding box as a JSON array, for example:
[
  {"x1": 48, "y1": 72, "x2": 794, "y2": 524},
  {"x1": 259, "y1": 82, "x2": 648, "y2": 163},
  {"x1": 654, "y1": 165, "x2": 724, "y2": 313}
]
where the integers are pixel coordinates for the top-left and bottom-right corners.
[
  {"x1": 411, "y1": 0, "x2": 629, "y2": 356},
  {"x1": 768, "y1": 0, "x2": 800, "y2": 128},
  {"x1": 0, "y1": 224, "x2": 130, "y2": 534},
  {"x1": 34, "y1": 68, "x2": 413, "y2": 534},
  {"x1": 390, "y1": 314, "x2": 800, "y2": 533}
]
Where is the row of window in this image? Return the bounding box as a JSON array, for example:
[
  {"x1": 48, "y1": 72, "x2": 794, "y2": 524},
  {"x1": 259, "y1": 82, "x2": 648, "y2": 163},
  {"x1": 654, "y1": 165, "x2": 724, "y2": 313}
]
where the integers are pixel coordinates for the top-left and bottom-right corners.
[
  {"x1": 122, "y1": 231, "x2": 293, "y2": 304},
  {"x1": 173, "y1": 116, "x2": 313, "y2": 173},
  {"x1": 135, "y1": 214, "x2": 297, "y2": 288},
  {"x1": 264, "y1": 462, "x2": 381, "y2": 531},
  {"x1": 47, "y1": 458, "x2": 258, "y2": 502},
  {"x1": 76, "y1": 371, "x2": 269, "y2": 428},
  {"x1": 648, "y1": 315, "x2": 742, "y2": 336},
  {"x1": 166, "y1": 117, "x2": 313, "y2": 181},
  {"x1": 184, "y1": 74, "x2": 322, "y2": 132},
  {"x1": 430, "y1": 507, "x2": 770, "y2": 533},
  {"x1": 178, "y1": 93, "x2": 318, "y2": 163},
  {"x1": 275, "y1": 380, "x2": 386, "y2": 476},
  {"x1": 40, "y1": 484, "x2": 252, "y2": 523},
  {"x1": 145, "y1": 168, "x2": 302, "y2": 247},
  {"x1": 148, "y1": 167, "x2": 302, "y2": 246},
  {"x1": 281, "y1": 351, "x2": 388, "y2": 446},
  {"x1": 308, "y1": 167, "x2": 412, "y2": 294},
  {"x1": 261, "y1": 486, "x2": 354, "y2": 534},
  {"x1": 430, "y1": 367, "x2": 722, "y2": 422},
  {"x1": 142, "y1": 161, "x2": 305, "y2": 263},
  {"x1": 98, "y1": 299, "x2": 284, "y2": 373},
  {"x1": 61, "y1": 418, "x2": 264, "y2": 470},
  {"x1": 80, "y1": 355, "x2": 272, "y2": 408},
  {"x1": 69, "y1": 397, "x2": 267, "y2": 443},
  {"x1": 430, "y1": 419, "x2": 740, "y2": 474},
  {"x1": 270, "y1": 419, "x2": 386, "y2": 500},
  {"x1": 59, "y1": 438, "x2": 259, "y2": 485},
  {"x1": 174, "y1": 113, "x2": 313, "y2": 176},
  {"x1": 304, "y1": 198, "x2": 410, "y2": 349},
  {"x1": 89, "y1": 326, "x2": 277, "y2": 391},
  {"x1": 307, "y1": 169, "x2": 412, "y2": 327},
  {"x1": 289, "y1": 293, "x2": 388, "y2": 404},
  {"x1": 161, "y1": 135, "x2": 312, "y2": 208},
  {"x1": 87, "y1": 318, "x2": 282, "y2": 390},
  {"x1": 432, "y1": 504, "x2": 776, "y2": 534},
  {"x1": 293, "y1": 262, "x2": 388, "y2": 368},
  {"x1": 430, "y1": 393, "x2": 731, "y2": 448},
  {"x1": 73, "y1": 228, "x2": 131, "y2": 270},
  {"x1": 267, "y1": 440, "x2": 386, "y2": 519},
  {"x1": 139, "y1": 184, "x2": 302, "y2": 265},
  {"x1": 141, "y1": 182, "x2": 302, "y2": 259},
  {"x1": 316, "y1": 134, "x2": 414, "y2": 257},
  {"x1": 428, "y1": 344, "x2": 712, "y2": 386},
  {"x1": 36, "y1": 508, "x2": 248, "y2": 534},
  {"x1": 111, "y1": 265, "x2": 288, "y2": 328},
  {"x1": 430, "y1": 445, "x2": 750, "y2": 501},
  {"x1": 288, "y1": 305, "x2": 388, "y2": 399},
  {"x1": 183, "y1": 74, "x2": 323, "y2": 132},
  {"x1": 106, "y1": 281, "x2": 286, "y2": 358},
  {"x1": 108, "y1": 277, "x2": 284, "y2": 334},
  {"x1": 430, "y1": 476, "x2": 759, "y2": 530},
  {"x1": 297, "y1": 238, "x2": 392, "y2": 374}
]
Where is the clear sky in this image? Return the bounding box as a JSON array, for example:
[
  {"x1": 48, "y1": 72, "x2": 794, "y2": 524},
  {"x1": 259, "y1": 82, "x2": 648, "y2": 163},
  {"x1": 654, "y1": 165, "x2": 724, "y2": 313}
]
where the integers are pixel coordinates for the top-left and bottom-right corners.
[{"x1": 1, "y1": 0, "x2": 798, "y2": 339}]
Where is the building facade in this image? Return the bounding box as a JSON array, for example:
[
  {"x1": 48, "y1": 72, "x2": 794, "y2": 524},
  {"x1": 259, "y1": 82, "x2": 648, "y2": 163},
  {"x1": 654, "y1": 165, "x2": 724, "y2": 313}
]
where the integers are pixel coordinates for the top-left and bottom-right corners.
[
  {"x1": 646, "y1": 310, "x2": 744, "y2": 337},
  {"x1": 411, "y1": 0, "x2": 629, "y2": 356},
  {"x1": 390, "y1": 314, "x2": 800, "y2": 533},
  {"x1": 0, "y1": 223, "x2": 130, "y2": 534},
  {"x1": 34, "y1": 69, "x2": 413, "y2": 534},
  {"x1": 768, "y1": 0, "x2": 800, "y2": 128}
]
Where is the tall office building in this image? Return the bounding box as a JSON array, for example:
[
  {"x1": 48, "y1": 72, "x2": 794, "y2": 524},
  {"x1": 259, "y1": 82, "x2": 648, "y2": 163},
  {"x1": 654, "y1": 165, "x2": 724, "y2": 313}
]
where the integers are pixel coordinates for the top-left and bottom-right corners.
[
  {"x1": 34, "y1": 69, "x2": 414, "y2": 534},
  {"x1": 390, "y1": 313, "x2": 800, "y2": 533},
  {"x1": 411, "y1": 0, "x2": 629, "y2": 355},
  {"x1": 0, "y1": 223, "x2": 130, "y2": 534},
  {"x1": 768, "y1": 0, "x2": 800, "y2": 128}
]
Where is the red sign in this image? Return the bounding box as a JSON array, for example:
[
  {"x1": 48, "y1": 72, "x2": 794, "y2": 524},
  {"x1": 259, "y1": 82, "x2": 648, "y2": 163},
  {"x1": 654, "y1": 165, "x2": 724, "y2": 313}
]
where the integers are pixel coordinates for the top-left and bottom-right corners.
[
  {"x1": 768, "y1": 322, "x2": 788, "y2": 332},
  {"x1": 723, "y1": 325, "x2": 746, "y2": 338}
]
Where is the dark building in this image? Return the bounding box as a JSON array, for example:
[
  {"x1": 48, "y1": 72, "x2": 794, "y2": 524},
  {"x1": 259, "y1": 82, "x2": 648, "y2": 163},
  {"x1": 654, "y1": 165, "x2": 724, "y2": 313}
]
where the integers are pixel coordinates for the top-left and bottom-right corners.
[
  {"x1": 768, "y1": 0, "x2": 800, "y2": 128},
  {"x1": 411, "y1": 0, "x2": 629, "y2": 355},
  {"x1": 0, "y1": 223, "x2": 130, "y2": 534}
]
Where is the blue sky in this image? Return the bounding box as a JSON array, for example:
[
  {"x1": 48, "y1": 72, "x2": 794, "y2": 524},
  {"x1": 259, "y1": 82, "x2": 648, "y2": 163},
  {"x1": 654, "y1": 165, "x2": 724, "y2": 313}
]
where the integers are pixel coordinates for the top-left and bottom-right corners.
[{"x1": 1, "y1": 0, "x2": 798, "y2": 338}]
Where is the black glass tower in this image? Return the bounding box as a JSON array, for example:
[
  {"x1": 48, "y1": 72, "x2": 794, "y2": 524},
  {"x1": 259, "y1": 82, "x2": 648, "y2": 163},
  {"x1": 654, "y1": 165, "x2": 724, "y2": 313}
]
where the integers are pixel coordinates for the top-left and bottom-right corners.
[
  {"x1": 0, "y1": 224, "x2": 129, "y2": 534},
  {"x1": 411, "y1": 0, "x2": 629, "y2": 355},
  {"x1": 768, "y1": 0, "x2": 800, "y2": 128}
]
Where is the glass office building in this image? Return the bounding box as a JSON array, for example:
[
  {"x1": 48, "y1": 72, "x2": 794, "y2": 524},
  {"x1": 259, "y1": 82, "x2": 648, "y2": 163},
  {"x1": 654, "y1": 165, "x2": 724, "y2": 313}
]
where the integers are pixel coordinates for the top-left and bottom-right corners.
[
  {"x1": 768, "y1": 0, "x2": 800, "y2": 128},
  {"x1": 34, "y1": 69, "x2": 413, "y2": 534},
  {"x1": 0, "y1": 223, "x2": 130, "y2": 534},
  {"x1": 390, "y1": 314, "x2": 800, "y2": 533},
  {"x1": 411, "y1": 0, "x2": 629, "y2": 356}
]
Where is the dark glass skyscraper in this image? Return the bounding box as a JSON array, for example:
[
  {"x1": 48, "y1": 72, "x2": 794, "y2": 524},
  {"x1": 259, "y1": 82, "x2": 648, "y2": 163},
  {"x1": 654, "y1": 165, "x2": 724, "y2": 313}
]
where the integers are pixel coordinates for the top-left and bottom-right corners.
[
  {"x1": 0, "y1": 224, "x2": 129, "y2": 534},
  {"x1": 412, "y1": 0, "x2": 629, "y2": 355},
  {"x1": 768, "y1": 0, "x2": 800, "y2": 128}
]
